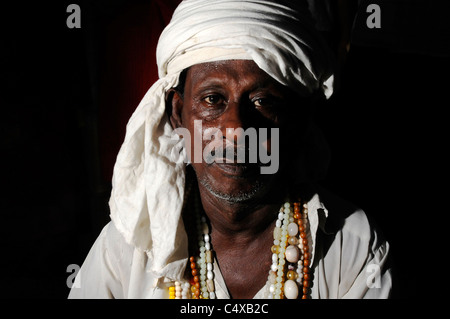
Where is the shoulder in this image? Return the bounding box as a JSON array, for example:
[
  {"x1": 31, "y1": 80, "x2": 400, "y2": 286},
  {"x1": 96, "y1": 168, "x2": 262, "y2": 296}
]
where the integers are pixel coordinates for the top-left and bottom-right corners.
[
  {"x1": 98, "y1": 221, "x2": 136, "y2": 263},
  {"x1": 315, "y1": 186, "x2": 390, "y2": 267},
  {"x1": 317, "y1": 187, "x2": 379, "y2": 242},
  {"x1": 313, "y1": 188, "x2": 392, "y2": 298}
]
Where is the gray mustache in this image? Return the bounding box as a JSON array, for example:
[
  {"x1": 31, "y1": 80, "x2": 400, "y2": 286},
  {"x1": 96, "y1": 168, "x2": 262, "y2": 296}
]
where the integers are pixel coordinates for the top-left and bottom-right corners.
[{"x1": 204, "y1": 145, "x2": 252, "y2": 164}]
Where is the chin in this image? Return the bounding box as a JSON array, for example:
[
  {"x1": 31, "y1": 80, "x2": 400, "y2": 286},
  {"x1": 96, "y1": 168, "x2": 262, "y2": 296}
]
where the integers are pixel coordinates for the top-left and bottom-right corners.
[{"x1": 201, "y1": 170, "x2": 272, "y2": 204}]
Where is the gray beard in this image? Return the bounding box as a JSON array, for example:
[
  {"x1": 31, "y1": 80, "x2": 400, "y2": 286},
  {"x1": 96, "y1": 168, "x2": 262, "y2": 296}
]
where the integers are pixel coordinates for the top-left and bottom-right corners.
[{"x1": 197, "y1": 176, "x2": 266, "y2": 204}]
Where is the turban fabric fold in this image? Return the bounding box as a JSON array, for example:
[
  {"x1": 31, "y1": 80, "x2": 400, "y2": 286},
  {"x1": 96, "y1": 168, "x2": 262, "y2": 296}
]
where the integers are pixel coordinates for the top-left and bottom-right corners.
[{"x1": 108, "y1": 0, "x2": 335, "y2": 281}]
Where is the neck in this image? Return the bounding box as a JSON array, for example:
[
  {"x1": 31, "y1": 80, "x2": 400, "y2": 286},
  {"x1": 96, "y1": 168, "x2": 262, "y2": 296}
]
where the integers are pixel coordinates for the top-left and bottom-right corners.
[{"x1": 197, "y1": 182, "x2": 287, "y2": 249}]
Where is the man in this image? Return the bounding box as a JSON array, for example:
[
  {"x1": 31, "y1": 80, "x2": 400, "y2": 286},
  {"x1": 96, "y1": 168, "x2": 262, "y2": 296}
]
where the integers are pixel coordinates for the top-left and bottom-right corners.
[{"x1": 69, "y1": 0, "x2": 392, "y2": 299}]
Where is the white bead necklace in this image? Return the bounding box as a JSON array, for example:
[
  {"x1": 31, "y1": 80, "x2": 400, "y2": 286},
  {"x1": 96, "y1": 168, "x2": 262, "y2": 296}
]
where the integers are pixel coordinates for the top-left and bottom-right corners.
[{"x1": 169, "y1": 197, "x2": 311, "y2": 299}]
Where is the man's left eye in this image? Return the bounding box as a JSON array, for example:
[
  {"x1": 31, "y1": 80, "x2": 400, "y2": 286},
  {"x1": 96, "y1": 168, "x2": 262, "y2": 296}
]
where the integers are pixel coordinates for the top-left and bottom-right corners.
[
  {"x1": 253, "y1": 98, "x2": 273, "y2": 108},
  {"x1": 253, "y1": 98, "x2": 263, "y2": 107}
]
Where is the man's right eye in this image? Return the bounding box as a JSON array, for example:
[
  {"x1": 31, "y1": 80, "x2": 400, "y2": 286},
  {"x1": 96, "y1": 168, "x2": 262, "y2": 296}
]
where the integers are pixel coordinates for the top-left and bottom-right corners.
[{"x1": 203, "y1": 95, "x2": 222, "y2": 106}]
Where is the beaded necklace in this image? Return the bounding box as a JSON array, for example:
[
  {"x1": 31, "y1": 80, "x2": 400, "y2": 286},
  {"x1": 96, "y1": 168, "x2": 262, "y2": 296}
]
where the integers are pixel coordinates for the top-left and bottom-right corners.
[{"x1": 168, "y1": 193, "x2": 311, "y2": 300}]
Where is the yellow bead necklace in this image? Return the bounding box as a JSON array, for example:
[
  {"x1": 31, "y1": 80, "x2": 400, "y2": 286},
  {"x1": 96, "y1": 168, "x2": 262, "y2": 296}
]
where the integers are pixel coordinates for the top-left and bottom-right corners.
[{"x1": 169, "y1": 187, "x2": 311, "y2": 299}]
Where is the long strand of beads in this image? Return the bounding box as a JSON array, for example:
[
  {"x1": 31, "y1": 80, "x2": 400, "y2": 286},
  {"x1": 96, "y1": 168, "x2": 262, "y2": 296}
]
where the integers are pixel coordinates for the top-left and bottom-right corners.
[
  {"x1": 174, "y1": 281, "x2": 182, "y2": 299},
  {"x1": 181, "y1": 281, "x2": 190, "y2": 299},
  {"x1": 293, "y1": 201, "x2": 311, "y2": 299},
  {"x1": 172, "y1": 198, "x2": 311, "y2": 300},
  {"x1": 192, "y1": 193, "x2": 215, "y2": 299},
  {"x1": 283, "y1": 201, "x2": 301, "y2": 299},
  {"x1": 268, "y1": 206, "x2": 285, "y2": 298},
  {"x1": 189, "y1": 256, "x2": 200, "y2": 299},
  {"x1": 268, "y1": 202, "x2": 292, "y2": 299},
  {"x1": 168, "y1": 286, "x2": 176, "y2": 299},
  {"x1": 299, "y1": 202, "x2": 311, "y2": 299}
]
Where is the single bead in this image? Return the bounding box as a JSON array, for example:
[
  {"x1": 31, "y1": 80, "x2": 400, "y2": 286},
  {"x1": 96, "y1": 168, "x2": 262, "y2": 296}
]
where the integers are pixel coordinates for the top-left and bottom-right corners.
[
  {"x1": 303, "y1": 267, "x2": 310, "y2": 274},
  {"x1": 204, "y1": 234, "x2": 210, "y2": 243},
  {"x1": 205, "y1": 242, "x2": 211, "y2": 251},
  {"x1": 189, "y1": 256, "x2": 195, "y2": 263},
  {"x1": 191, "y1": 268, "x2": 198, "y2": 276},
  {"x1": 202, "y1": 222, "x2": 209, "y2": 235},
  {"x1": 271, "y1": 245, "x2": 280, "y2": 254},
  {"x1": 303, "y1": 280, "x2": 311, "y2": 288},
  {"x1": 207, "y1": 271, "x2": 214, "y2": 280},
  {"x1": 304, "y1": 273, "x2": 311, "y2": 281},
  {"x1": 286, "y1": 270, "x2": 298, "y2": 280},
  {"x1": 287, "y1": 223, "x2": 299, "y2": 236},
  {"x1": 205, "y1": 250, "x2": 213, "y2": 263},
  {"x1": 268, "y1": 271, "x2": 277, "y2": 284},
  {"x1": 273, "y1": 227, "x2": 282, "y2": 240},
  {"x1": 210, "y1": 292, "x2": 216, "y2": 299},
  {"x1": 278, "y1": 211, "x2": 284, "y2": 220},
  {"x1": 288, "y1": 236, "x2": 298, "y2": 245},
  {"x1": 303, "y1": 259, "x2": 310, "y2": 267},
  {"x1": 304, "y1": 252, "x2": 311, "y2": 260},
  {"x1": 272, "y1": 253, "x2": 278, "y2": 263},
  {"x1": 283, "y1": 279, "x2": 299, "y2": 299},
  {"x1": 206, "y1": 279, "x2": 215, "y2": 292},
  {"x1": 190, "y1": 262, "x2": 196, "y2": 269},
  {"x1": 285, "y1": 245, "x2": 300, "y2": 263},
  {"x1": 193, "y1": 275, "x2": 199, "y2": 283}
]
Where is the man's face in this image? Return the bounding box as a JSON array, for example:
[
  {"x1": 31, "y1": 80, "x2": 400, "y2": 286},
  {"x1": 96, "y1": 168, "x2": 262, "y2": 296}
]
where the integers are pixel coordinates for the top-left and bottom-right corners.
[{"x1": 170, "y1": 60, "x2": 303, "y2": 203}]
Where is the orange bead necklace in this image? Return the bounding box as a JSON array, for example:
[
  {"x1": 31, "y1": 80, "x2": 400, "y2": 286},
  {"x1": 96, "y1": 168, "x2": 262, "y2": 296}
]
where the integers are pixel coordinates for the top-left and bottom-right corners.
[{"x1": 169, "y1": 192, "x2": 311, "y2": 299}]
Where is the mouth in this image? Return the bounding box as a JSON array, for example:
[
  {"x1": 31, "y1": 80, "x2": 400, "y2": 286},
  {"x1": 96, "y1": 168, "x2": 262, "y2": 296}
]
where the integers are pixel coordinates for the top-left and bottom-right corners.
[{"x1": 211, "y1": 161, "x2": 260, "y2": 178}]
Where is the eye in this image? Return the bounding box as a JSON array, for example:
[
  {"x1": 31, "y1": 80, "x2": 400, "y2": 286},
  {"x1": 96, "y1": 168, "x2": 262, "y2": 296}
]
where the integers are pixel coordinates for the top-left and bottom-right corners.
[
  {"x1": 203, "y1": 94, "x2": 223, "y2": 106},
  {"x1": 253, "y1": 97, "x2": 275, "y2": 108},
  {"x1": 253, "y1": 98, "x2": 266, "y2": 107}
]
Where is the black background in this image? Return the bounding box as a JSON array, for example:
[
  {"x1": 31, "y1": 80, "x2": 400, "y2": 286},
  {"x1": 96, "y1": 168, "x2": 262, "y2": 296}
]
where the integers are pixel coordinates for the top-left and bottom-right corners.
[{"x1": 1, "y1": 0, "x2": 448, "y2": 300}]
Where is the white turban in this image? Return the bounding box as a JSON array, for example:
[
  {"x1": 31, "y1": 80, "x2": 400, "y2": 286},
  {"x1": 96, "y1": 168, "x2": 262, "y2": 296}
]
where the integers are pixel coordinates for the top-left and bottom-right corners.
[{"x1": 109, "y1": 0, "x2": 335, "y2": 281}]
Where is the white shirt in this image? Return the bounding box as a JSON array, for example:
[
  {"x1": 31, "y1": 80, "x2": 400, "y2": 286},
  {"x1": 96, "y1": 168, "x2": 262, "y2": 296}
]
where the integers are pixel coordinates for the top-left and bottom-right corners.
[{"x1": 68, "y1": 189, "x2": 392, "y2": 299}]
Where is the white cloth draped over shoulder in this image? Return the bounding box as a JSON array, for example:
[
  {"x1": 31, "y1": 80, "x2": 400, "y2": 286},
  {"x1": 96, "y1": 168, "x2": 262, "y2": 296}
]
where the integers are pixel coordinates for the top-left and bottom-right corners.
[{"x1": 69, "y1": 0, "x2": 392, "y2": 298}]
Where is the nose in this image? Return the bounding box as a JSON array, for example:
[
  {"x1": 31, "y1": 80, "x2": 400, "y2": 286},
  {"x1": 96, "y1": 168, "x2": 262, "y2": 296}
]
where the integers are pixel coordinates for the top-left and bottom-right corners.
[{"x1": 221, "y1": 101, "x2": 250, "y2": 145}]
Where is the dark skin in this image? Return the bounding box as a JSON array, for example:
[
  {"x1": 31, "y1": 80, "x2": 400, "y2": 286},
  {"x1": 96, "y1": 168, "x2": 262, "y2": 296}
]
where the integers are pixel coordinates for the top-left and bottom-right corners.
[{"x1": 168, "y1": 60, "x2": 309, "y2": 299}]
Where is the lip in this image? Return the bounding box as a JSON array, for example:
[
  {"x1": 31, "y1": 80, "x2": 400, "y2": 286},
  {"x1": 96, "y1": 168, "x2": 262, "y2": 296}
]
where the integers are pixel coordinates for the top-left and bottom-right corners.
[{"x1": 211, "y1": 162, "x2": 260, "y2": 177}]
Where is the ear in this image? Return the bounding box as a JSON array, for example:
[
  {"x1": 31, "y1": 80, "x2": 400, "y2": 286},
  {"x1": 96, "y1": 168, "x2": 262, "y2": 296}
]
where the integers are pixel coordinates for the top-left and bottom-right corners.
[{"x1": 166, "y1": 88, "x2": 184, "y2": 129}]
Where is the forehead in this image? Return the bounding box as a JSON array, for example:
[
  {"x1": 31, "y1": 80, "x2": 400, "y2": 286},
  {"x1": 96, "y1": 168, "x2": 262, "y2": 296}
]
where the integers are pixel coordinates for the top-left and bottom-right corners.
[{"x1": 185, "y1": 60, "x2": 281, "y2": 90}]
